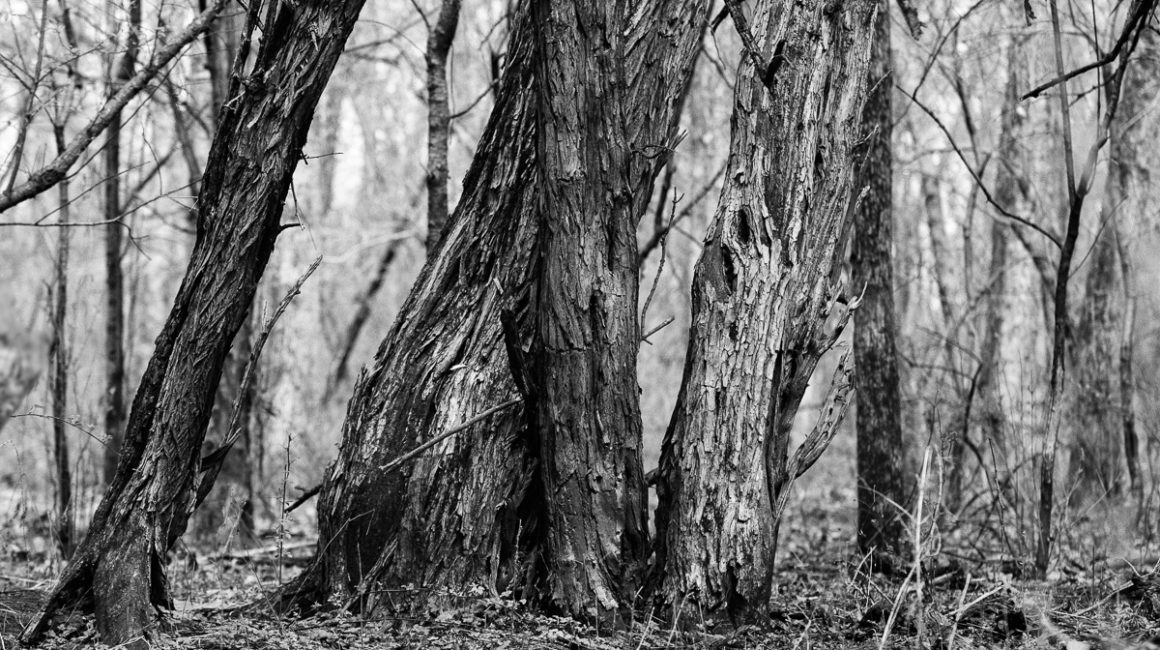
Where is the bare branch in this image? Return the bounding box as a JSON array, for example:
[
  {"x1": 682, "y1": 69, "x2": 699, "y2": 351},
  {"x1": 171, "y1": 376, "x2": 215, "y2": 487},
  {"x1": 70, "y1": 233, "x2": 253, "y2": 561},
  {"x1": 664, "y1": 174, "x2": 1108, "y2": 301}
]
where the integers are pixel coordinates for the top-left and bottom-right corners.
[{"x1": 0, "y1": 0, "x2": 229, "y2": 214}]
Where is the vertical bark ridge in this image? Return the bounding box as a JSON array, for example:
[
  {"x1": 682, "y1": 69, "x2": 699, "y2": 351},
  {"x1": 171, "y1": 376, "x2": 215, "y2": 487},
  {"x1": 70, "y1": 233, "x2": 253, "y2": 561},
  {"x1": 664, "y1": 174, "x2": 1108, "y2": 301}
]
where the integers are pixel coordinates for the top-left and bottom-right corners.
[
  {"x1": 653, "y1": 0, "x2": 876, "y2": 616},
  {"x1": 301, "y1": 0, "x2": 708, "y2": 616}
]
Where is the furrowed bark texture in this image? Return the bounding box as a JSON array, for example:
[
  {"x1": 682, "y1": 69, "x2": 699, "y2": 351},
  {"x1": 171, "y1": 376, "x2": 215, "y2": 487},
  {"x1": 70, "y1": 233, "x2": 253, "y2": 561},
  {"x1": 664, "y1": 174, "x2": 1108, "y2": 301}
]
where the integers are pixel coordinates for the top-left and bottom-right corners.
[
  {"x1": 853, "y1": 0, "x2": 906, "y2": 565},
  {"x1": 301, "y1": 0, "x2": 707, "y2": 615},
  {"x1": 528, "y1": 0, "x2": 652, "y2": 616},
  {"x1": 22, "y1": 1, "x2": 368, "y2": 645},
  {"x1": 653, "y1": 0, "x2": 876, "y2": 615}
]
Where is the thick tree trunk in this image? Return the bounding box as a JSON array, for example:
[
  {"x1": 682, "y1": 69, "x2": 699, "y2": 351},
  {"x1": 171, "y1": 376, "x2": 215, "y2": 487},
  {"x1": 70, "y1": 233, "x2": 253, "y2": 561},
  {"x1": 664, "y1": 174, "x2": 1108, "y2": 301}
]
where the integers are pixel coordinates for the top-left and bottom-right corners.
[
  {"x1": 199, "y1": 6, "x2": 255, "y2": 545},
  {"x1": 22, "y1": 2, "x2": 369, "y2": 645},
  {"x1": 853, "y1": 0, "x2": 906, "y2": 569},
  {"x1": 527, "y1": 0, "x2": 651, "y2": 617},
  {"x1": 296, "y1": 0, "x2": 707, "y2": 616},
  {"x1": 652, "y1": 0, "x2": 875, "y2": 616}
]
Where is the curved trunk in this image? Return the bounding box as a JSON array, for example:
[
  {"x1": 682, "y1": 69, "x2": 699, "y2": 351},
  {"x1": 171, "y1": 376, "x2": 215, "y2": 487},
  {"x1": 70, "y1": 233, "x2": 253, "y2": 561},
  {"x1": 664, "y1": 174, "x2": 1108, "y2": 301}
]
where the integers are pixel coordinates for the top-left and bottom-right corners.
[
  {"x1": 652, "y1": 0, "x2": 876, "y2": 616},
  {"x1": 22, "y1": 1, "x2": 369, "y2": 645},
  {"x1": 299, "y1": 0, "x2": 708, "y2": 617}
]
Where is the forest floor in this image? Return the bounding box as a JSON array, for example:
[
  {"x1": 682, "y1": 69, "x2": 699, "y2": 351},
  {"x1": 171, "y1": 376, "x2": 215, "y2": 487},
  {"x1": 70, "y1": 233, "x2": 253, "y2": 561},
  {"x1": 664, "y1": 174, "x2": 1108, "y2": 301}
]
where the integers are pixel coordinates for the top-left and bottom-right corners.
[{"x1": 4, "y1": 486, "x2": 1160, "y2": 649}]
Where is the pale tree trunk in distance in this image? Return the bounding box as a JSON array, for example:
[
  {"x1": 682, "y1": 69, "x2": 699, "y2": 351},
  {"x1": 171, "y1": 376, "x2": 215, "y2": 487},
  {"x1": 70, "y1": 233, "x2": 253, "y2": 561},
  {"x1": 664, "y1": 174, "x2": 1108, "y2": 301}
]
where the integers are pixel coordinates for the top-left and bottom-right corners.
[
  {"x1": 853, "y1": 0, "x2": 907, "y2": 570},
  {"x1": 294, "y1": 0, "x2": 708, "y2": 617},
  {"x1": 22, "y1": 1, "x2": 371, "y2": 645},
  {"x1": 652, "y1": 0, "x2": 875, "y2": 617},
  {"x1": 102, "y1": 0, "x2": 141, "y2": 485},
  {"x1": 1105, "y1": 23, "x2": 1158, "y2": 501},
  {"x1": 977, "y1": 35, "x2": 1033, "y2": 496},
  {"x1": 920, "y1": 173, "x2": 969, "y2": 512},
  {"x1": 424, "y1": 0, "x2": 461, "y2": 253}
]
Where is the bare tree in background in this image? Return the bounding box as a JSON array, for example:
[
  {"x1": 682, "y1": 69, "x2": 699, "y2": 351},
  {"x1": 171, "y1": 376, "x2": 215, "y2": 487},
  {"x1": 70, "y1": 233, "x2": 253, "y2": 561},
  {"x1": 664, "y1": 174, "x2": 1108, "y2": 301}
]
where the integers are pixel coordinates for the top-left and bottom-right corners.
[
  {"x1": 853, "y1": 0, "x2": 908, "y2": 570},
  {"x1": 1033, "y1": 0, "x2": 1156, "y2": 577},
  {"x1": 101, "y1": 0, "x2": 142, "y2": 485}
]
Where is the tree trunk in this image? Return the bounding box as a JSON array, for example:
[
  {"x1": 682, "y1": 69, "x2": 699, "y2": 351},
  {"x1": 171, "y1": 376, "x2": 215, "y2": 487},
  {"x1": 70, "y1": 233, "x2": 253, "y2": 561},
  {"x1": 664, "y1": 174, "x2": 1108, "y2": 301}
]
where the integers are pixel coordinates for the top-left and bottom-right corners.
[
  {"x1": 102, "y1": 0, "x2": 141, "y2": 485},
  {"x1": 976, "y1": 34, "x2": 1031, "y2": 498},
  {"x1": 652, "y1": 0, "x2": 876, "y2": 617},
  {"x1": 22, "y1": 1, "x2": 370, "y2": 645},
  {"x1": 1098, "y1": 22, "x2": 1157, "y2": 501},
  {"x1": 424, "y1": 0, "x2": 461, "y2": 253},
  {"x1": 199, "y1": 4, "x2": 255, "y2": 546},
  {"x1": 51, "y1": 124, "x2": 75, "y2": 558},
  {"x1": 295, "y1": 0, "x2": 707, "y2": 616},
  {"x1": 526, "y1": 0, "x2": 653, "y2": 617},
  {"x1": 1069, "y1": 224, "x2": 1122, "y2": 499},
  {"x1": 853, "y1": 0, "x2": 907, "y2": 569}
]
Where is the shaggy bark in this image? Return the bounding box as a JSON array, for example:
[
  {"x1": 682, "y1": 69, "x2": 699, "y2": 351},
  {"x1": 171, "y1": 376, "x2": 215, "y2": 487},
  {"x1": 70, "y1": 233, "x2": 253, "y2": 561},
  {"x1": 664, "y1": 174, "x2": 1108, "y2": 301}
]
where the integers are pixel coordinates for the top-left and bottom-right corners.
[
  {"x1": 652, "y1": 0, "x2": 876, "y2": 616},
  {"x1": 527, "y1": 0, "x2": 655, "y2": 616},
  {"x1": 295, "y1": 0, "x2": 708, "y2": 617},
  {"x1": 853, "y1": 0, "x2": 907, "y2": 567},
  {"x1": 22, "y1": 1, "x2": 370, "y2": 645}
]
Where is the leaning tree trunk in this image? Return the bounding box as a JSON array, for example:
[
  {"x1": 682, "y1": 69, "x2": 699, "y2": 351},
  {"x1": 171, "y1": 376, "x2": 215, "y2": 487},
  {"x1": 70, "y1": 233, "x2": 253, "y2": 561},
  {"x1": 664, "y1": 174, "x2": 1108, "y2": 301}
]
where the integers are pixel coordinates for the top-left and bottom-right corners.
[
  {"x1": 652, "y1": 0, "x2": 876, "y2": 617},
  {"x1": 22, "y1": 1, "x2": 369, "y2": 645},
  {"x1": 295, "y1": 0, "x2": 708, "y2": 616},
  {"x1": 853, "y1": 0, "x2": 907, "y2": 569}
]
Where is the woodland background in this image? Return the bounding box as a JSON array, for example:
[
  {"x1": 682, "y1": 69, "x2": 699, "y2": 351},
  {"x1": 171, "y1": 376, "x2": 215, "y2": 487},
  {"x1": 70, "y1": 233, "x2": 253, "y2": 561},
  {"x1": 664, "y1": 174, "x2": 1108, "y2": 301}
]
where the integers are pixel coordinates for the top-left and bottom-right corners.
[{"x1": 1, "y1": 0, "x2": 1160, "y2": 647}]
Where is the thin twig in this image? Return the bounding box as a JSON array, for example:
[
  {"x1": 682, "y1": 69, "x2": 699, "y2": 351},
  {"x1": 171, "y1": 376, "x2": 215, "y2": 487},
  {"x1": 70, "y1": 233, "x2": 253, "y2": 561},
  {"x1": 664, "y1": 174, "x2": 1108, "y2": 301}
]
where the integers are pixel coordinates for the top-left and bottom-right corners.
[
  {"x1": 896, "y1": 82, "x2": 1062, "y2": 248},
  {"x1": 0, "y1": 0, "x2": 230, "y2": 214}
]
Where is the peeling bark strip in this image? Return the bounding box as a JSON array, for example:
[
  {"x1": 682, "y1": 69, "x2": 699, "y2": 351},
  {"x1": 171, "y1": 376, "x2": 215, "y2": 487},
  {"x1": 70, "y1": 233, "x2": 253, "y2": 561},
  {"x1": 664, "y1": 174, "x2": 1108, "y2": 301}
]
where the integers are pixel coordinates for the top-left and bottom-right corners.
[
  {"x1": 22, "y1": 1, "x2": 370, "y2": 646},
  {"x1": 653, "y1": 0, "x2": 876, "y2": 615},
  {"x1": 529, "y1": 0, "x2": 647, "y2": 617},
  {"x1": 297, "y1": 0, "x2": 707, "y2": 617},
  {"x1": 853, "y1": 0, "x2": 907, "y2": 566}
]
